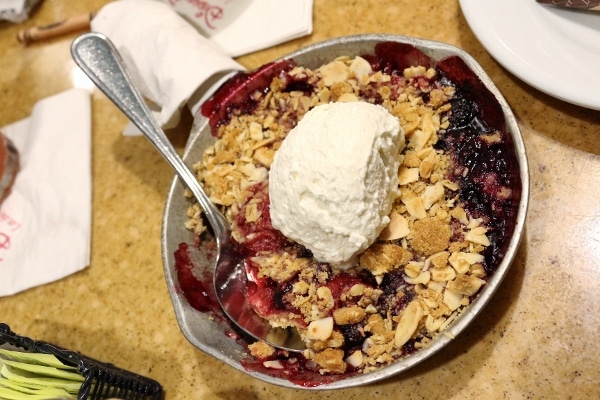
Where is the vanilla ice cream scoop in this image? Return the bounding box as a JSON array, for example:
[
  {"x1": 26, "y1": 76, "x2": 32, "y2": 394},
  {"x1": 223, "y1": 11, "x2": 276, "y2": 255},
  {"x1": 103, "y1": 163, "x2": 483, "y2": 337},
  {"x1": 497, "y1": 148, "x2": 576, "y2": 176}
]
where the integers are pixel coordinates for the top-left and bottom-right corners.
[{"x1": 269, "y1": 101, "x2": 405, "y2": 266}]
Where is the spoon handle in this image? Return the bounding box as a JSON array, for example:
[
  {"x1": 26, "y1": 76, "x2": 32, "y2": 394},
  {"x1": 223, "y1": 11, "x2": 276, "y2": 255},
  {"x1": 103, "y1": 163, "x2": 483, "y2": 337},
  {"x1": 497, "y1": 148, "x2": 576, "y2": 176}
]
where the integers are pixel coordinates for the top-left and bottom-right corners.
[{"x1": 71, "y1": 32, "x2": 229, "y2": 241}]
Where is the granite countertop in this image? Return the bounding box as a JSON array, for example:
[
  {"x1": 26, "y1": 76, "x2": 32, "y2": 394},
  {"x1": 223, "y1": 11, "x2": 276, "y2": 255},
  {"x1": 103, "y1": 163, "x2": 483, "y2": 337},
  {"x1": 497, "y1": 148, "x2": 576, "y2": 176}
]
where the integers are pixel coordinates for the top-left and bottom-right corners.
[{"x1": 1, "y1": 1, "x2": 599, "y2": 398}]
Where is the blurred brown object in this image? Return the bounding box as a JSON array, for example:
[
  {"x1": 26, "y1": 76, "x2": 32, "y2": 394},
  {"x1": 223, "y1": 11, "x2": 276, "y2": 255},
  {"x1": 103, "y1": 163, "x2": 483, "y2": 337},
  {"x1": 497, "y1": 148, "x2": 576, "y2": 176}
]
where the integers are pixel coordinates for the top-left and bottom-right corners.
[
  {"x1": 17, "y1": 12, "x2": 94, "y2": 45},
  {"x1": 536, "y1": 0, "x2": 600, "y2": 10},
  {"x1": 0, "y1": 134, "x2": 19, "y2": 206}
]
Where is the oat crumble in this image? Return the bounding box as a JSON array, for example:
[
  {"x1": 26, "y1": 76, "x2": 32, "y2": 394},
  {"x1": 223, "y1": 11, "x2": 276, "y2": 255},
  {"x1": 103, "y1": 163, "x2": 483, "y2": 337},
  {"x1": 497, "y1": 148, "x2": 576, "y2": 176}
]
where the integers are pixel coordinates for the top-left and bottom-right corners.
[{"x1": 185, "y1": 56, "x2": 495, "y2": 375}]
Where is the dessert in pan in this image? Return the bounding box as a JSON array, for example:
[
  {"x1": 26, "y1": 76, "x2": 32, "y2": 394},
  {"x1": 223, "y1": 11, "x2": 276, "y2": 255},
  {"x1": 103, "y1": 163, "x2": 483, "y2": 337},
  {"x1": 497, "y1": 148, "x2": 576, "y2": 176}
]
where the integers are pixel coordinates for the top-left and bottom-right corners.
[{"x1": 164, "y1": 35, "x2": 527, "y2": 388}]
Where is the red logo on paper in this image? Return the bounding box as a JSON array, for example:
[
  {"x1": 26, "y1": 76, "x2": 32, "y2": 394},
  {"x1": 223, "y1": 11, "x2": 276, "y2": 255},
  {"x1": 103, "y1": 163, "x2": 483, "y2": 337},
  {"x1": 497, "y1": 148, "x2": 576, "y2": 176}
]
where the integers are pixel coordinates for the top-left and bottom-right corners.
[
  {"x1": 0, "y1": 233, "x2": 10, "y2": 250},
  {"x1": 0, "y1": 211, "x2": 20, "y2": 262},
  {"x1": 169, "y1": 0, "x2": 225, "y2": 30}
]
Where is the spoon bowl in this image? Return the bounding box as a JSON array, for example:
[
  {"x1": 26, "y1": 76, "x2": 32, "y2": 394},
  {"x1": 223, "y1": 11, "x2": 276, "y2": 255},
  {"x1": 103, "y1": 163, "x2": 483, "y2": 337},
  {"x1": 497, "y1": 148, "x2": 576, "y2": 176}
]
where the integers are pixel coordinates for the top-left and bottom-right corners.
[{"x1": 70, "y1": 32, "x2": 304, "y2": 352}]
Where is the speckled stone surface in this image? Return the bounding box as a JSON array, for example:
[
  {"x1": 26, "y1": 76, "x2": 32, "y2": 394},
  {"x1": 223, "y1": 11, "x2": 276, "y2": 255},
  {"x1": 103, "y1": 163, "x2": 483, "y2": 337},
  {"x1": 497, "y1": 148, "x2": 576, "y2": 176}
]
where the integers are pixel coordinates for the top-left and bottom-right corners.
[{"x1": 1, "y1": 1, "x2": 599, "y2": 399}]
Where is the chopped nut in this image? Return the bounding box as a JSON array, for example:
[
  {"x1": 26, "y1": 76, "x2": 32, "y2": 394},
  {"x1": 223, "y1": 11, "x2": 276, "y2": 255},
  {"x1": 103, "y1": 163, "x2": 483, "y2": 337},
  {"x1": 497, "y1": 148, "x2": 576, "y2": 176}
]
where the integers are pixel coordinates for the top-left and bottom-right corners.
[
  {"x1": 349, "y1": 284, "x2": 365, "y2": 297},
  {"x1": 498, "y1": 186, "x2": 512, "y2": 200},
  {"x1": 312, "y1": 330, "x2": 345, "y2": 351},
  {"x1": 403, "y1": 196, "x2": 427, "y2": 219},
  {"x1": 429, "y1": 251, "x2": 449, "y2": 268},
  {"x1": 443, "y1": 288, "x2": 463, "y2": 311},
  {"x1": 244, "y1": 202, "x2": 261, "y2": 222},
  {"x1": 404, "y1": 270, "x2": 431, "y2": 285},
  {"x1": 337, "y1": 92, "x2": 359, "y2": 102},
  {"x1": 448, "y1": 252, "x2": 484, "y2": 274},
  {"x1": 465, "y1": 226, "x2": 491, "y2": 246},
  {"x1": 431, "y1": 266, "x2": 456, "y2": 282},
  {"x1": 249, "y1": 121, "x2": 263, "y2": 141},
  {"x1": 422, "y1": 182, "x2": 445, "y2": 210},
  {"x1": 481, "y1": 132, "x2": 502, "y2": 143},
  {"x1": 419, "y1": 288, "x2": 441, "y2": 309},
  {"x1": 446, "y1": 274, "x2": 485, "y2": 296},
  {"x1": 404, "y1": 262, "x2": 422, "y2": 279},
  {"x1": 425, "y1": 315, "x2": 445, "y2": 332},
  {"x1": 379, "y1": 212, "x2": 411, "y2": 240},
  {"x1": 399, "y1": 167, "x2": 420, "y2": 185},
  {"x1": 470, "y1": 263, "x2": 486, "y2": 278},
  {"x1": 419, "y1": 151, "x2": 439, "y2": 178},
  {"x1": 305, "y1": 317, "x2": 334, "y2": 341},
  {"x1": 262, "y1": 360, "x2": 284, "y2": 369},
  {"x1": 253, "y1": 147, "x2": 275, "y2": 167},
  {"x1": 364, "y1": 314, "x2": 391, "y2": 337},
  {"x1": 427, "y1": 279, "x2": 445, "y2": 293},
  {"x1": 403, "y1": 65, "x2": 427, "y2": 79},
  {"x1": 403, "y1": 152, "x2": 422, "y2": 167},
  {"x1": 320, "y1": 60, "x2": 351, "y2": 86},
  {"x1": 346, "y1": 350, "x2": 364, "y2": 368},
  {"x1": 349, "y1": 56, "x2": 372, "y2": 79},
  {"x1": 394, "y1": 301, "x2": 423, "y2": 348}
]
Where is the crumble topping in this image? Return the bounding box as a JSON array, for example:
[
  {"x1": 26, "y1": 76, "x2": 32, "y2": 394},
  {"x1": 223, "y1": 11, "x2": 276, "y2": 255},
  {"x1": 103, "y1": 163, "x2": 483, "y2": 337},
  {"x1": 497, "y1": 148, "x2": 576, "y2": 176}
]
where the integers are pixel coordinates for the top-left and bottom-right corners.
[{"x1": 185, "y1": 56, "x2": 495, "y2": 375}]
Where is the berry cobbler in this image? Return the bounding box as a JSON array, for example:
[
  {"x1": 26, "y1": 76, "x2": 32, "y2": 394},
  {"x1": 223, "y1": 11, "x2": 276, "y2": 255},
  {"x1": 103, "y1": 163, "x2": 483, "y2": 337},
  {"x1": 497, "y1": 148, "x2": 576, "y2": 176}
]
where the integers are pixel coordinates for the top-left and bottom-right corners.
[{"x1": 178, "y1": 42, "x2": 522, "y2": 380}]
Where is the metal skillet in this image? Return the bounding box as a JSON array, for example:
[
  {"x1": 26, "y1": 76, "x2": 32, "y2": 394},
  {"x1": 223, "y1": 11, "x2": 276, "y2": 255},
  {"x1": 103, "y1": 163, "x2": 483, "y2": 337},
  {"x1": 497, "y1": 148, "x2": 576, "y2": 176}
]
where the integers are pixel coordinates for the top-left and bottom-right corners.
[{"x1": 161, "y1": 34, "x2": 529, "y2": 390}]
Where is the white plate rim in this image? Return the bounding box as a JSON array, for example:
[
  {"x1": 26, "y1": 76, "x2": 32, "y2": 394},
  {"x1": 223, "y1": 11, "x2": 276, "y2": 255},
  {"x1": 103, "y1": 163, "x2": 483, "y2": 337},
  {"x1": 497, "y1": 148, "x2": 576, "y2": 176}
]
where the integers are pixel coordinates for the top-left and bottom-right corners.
[{"x1": 459, "y1": 0, "x2": 600, "y2": 110}]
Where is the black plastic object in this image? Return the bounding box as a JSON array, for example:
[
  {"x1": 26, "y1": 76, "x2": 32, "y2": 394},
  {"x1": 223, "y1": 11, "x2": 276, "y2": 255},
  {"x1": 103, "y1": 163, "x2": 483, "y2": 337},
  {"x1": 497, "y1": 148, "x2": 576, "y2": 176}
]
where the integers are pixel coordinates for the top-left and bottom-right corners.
[{"x1": 0, "y1": 323, "x2": 163, "y2": 400}]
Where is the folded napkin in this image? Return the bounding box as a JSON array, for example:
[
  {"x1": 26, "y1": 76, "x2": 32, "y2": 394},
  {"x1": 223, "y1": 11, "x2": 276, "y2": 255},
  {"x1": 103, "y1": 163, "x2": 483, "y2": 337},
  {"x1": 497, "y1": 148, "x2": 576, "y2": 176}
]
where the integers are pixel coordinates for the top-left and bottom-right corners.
[
  {"x1": 92, "y1": 0, "x2": 244, "y2": 133},
  {"x1": 0, "y1": 0, "x2": 42, "y2": 23},
  {"x1": 90, "y1": 0, "x2": 313, "y2": 134},
  {"x1": 0, "y1": 88, "x2": 91, "y2": 297},
  {"x1": 165, "y1": 0, "x2": 315, "y2": 57}
]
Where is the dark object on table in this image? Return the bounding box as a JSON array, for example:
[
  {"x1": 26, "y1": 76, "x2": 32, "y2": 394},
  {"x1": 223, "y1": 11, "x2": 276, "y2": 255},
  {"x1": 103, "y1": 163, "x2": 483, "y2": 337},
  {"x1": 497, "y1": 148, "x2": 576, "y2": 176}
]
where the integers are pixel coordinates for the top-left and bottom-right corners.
[
  {"x1": 0, "y1": 134, "x2": 19, "y2": 206},
  {"x1": 536, "y1": 0, "x2": 600, "y2": 10},
  {"x1": 0, "y1": 323, "x2": 163, "y2": 400}
]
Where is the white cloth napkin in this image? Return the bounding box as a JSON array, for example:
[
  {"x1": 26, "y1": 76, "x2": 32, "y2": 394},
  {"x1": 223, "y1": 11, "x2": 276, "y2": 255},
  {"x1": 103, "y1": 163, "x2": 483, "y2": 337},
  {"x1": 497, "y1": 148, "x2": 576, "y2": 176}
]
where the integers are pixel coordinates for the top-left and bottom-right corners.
[
  {"x1": 0, "y1": 88, "x2": 92, "y2": 297},
  {"x1": 90, "y1": 0, "x2": 313, "y2": 134}
]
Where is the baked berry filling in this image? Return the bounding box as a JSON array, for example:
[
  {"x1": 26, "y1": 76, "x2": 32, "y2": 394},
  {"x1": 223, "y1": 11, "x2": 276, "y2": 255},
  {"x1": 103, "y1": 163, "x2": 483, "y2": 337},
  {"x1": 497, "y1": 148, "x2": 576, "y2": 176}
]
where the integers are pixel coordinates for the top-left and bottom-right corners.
[{"x1": 176, "y1": 41, "x2": 521, "y2": 382}]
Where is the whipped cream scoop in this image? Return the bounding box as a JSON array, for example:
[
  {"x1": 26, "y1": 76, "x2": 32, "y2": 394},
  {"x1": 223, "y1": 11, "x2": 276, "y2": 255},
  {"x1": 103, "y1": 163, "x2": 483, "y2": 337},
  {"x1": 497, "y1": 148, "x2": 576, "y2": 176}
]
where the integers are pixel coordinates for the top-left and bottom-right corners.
[{"x1": 269, "y1": 101, "x2": 404, "y2": 267}]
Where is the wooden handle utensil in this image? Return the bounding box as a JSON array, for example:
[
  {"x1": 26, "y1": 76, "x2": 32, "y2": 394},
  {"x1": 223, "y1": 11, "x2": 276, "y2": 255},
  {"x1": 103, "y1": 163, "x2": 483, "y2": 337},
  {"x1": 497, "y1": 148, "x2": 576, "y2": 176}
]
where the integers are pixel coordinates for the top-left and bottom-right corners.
[{"x1": 17, "y1": 12, "x2": 95, "y2": 45}]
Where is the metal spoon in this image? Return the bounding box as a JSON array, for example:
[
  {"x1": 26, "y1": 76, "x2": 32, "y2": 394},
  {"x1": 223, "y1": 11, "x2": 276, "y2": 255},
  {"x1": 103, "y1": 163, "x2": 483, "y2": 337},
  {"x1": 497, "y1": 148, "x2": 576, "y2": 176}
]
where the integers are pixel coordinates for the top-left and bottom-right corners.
[{"x1": 70, "y1": 32, "x2": 303, "y2": 352}]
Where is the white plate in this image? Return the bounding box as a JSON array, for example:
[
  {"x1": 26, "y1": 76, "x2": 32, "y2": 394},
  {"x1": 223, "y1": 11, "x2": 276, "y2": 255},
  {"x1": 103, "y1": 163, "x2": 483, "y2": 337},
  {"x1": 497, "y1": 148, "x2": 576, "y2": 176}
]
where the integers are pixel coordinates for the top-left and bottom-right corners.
[{"x1": 459, "y1": 0, "x2": 600, "y2": 110}]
